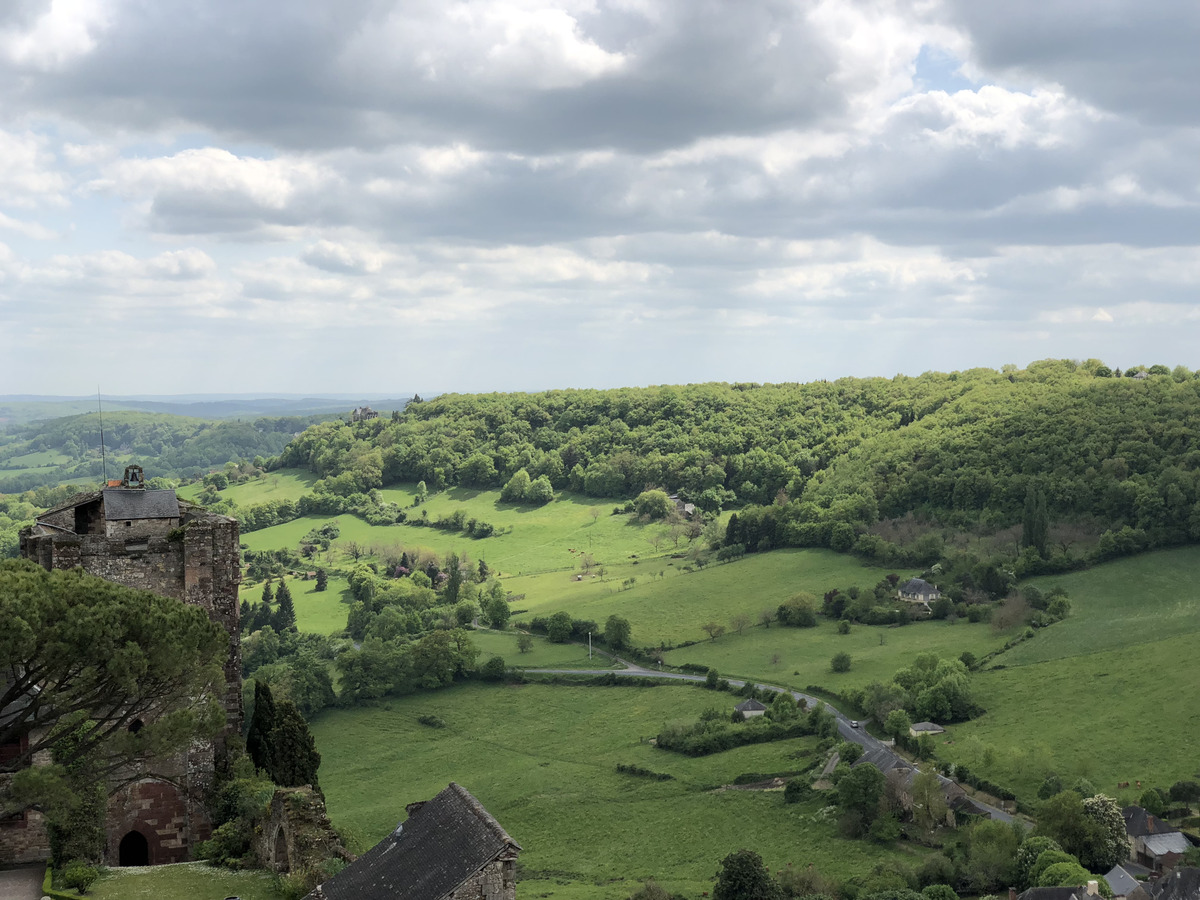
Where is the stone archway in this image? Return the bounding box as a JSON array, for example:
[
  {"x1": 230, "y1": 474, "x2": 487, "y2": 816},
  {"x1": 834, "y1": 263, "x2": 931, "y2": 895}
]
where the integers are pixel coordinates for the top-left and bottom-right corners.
[
  {"x1": 119, "y1": 830, "x2": 150, "y2": 866},
  {"x1": 273, "y1": 825, "x2": 290, "y2": 872}
]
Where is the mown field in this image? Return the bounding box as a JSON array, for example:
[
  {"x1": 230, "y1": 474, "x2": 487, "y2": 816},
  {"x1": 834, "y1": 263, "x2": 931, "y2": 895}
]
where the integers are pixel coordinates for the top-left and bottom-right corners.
[{"x1": 310, "y1": 682, "x2": 929, "y2": 900}]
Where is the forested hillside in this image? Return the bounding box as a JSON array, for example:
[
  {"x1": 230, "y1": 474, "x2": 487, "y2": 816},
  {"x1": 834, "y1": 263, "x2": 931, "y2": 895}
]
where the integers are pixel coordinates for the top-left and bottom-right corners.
[
  {"x1": 277, "y1": 360, "x2": 1200, "y2": 572},
  {"x1": 0, "y1": 411, "x2": 328, "y2": 493}
]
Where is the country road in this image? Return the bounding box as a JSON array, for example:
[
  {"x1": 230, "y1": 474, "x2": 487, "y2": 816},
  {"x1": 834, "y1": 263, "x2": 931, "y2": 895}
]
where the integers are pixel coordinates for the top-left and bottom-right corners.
[{"x1": 526, "y1": 654, "x2": 1015, "y2": 823}]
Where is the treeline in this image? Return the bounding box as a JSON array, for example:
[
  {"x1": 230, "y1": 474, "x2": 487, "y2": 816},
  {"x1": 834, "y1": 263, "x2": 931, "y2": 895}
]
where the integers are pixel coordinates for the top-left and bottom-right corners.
[{"x1": 273, "y1": 361, "x2": 1200, "y2": 568}]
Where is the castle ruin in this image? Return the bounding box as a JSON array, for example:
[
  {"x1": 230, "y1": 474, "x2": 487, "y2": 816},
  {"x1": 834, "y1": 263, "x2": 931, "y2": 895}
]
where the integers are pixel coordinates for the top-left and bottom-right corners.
[{"x1": 11, "y1": 465, "x2": 243, "y2": 866}]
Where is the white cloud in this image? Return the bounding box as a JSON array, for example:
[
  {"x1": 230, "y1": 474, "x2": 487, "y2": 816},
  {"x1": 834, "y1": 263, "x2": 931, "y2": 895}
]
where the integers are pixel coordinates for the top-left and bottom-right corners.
[{"x1": 0, "y1": 0, "x2": 109, "y2": 70}]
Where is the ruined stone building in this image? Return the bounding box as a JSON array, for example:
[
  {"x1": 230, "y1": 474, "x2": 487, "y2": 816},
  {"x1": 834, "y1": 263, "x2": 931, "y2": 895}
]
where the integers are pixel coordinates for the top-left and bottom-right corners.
[
  {"x1": 6, "y1": 465, "x2": 243, "y2": 867},
  {"x1": 306, "y1": 783, "x2": 520, "y2": 900}
]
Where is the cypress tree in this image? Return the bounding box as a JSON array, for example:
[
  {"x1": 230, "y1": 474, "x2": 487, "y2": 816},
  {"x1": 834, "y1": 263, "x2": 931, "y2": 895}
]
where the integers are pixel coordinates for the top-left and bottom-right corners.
[
  {"x1": 268, "y1": 700, "x2": 321, "y2": 788},
  {"x1": 1022, "y1": 486, "x2": 1049, "y2": 556},
  {"x1": 314, "y1": 568, "x2": 328, "y2": 592},
  {"x1": 246, "y1": 680, "x2": 277, "y2": 775},
  {"x1": 444, "y1": 551, "x2": 462, "y2": 605}
]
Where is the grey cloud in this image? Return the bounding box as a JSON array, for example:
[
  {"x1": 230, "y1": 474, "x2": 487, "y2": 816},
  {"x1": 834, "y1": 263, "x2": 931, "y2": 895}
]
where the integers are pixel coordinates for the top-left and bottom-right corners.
[{"x1": 946, "y1": 2, "x2": 1200, "y2": 126}]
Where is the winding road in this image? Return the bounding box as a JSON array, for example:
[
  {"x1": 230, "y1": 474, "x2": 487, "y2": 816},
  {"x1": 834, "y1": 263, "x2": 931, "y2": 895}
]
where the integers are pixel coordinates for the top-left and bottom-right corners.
[{"x1": 527, "y1": 653, "x2": 1015, "y2": 823}]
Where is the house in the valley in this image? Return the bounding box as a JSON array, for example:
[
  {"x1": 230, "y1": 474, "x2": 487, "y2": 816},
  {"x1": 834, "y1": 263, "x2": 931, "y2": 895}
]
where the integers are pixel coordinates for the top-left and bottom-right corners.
[
  {"x1": 305, "y1": 783, "x2": 520, "y2": 900},
  {"x1": 1104, "y1": 865, "x2": 1142, "y2": 899},
  {"x1": 734, "y1": 698, "x2": 768, "y2": 719},
  {"x1": 1124, "y1": 806, "x2": 1193, "y2": 872},
  {"x1": 908, "y1": 722, "x2": 946, "y2": 739},
  {"x1": 898, "y1": 577, "x2": 941, "y2": 605}
]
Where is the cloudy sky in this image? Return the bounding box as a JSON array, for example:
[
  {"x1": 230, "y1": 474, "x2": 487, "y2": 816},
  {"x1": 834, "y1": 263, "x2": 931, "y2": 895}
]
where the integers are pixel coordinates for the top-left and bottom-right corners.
[{"x1": 2, "y1": 1, "x2": 1198, "y2": 395}]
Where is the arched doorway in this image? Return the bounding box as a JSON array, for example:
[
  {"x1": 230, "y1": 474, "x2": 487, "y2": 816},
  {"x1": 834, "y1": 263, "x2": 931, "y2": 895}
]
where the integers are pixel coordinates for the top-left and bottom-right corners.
[
  {"x1": 273, "y1": 825, "x2": 289, "y2": 871},
  {"x1": 119, "y1": 830, "x2": 150, "y2": 866}
]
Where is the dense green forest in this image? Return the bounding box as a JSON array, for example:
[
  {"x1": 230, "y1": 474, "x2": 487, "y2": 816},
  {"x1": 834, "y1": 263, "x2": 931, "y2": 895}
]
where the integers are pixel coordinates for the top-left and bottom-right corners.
[{"x1": 277, "y1": 360, "x2": 1200, "y2": 575}]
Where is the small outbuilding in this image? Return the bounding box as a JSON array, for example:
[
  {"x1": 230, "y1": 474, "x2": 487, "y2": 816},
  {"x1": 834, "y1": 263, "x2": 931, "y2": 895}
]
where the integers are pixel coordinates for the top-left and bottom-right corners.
[
  {"x1": 909, "y1": 722, "x2": 946, "y2": 738},
  {"x1": 734, "y1": 699, "x2": 768, "y2": 718}
]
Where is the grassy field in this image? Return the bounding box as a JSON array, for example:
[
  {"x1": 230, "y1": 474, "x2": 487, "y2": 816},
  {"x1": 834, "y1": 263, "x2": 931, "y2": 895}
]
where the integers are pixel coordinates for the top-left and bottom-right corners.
[
  {"x1": 310, "y1": 682, "x2": 927, "y2": 900},
  {"x1": 471, "y1": 629, "x2": 612, "y2": 668},
  {"x1": 663, "y1": 617, "x2": 1012, "y2": 695},
  {"x1": 89, "y1": 862, "x2": 281, "y2": 899},
  {"x1": 240, "y1": 573, "x2": 353, "y2": 635}
]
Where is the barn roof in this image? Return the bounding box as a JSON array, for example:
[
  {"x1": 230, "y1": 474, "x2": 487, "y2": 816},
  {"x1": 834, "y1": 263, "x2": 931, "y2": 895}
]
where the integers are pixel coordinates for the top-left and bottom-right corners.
[
  {"x1": 735, "y1": 698, "x2": 769, "y2": 712},
  {"x1": 1124, "y1": 805, "x2": 1182, "y2": 838},
  {"x1": 310, "y1": 783, "x2": 519, "y2": 900}
]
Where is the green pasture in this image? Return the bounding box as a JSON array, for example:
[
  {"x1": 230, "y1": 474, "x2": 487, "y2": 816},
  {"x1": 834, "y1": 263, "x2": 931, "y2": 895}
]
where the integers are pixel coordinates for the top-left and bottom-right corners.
[
  {"x1": 310, "y1": 682, "x2": 926, "y2": 900},
  {"x1": 240, "y1": 573, "x2": 353, "y2": 635},
  {"x1": 938, "y1": 629, "x2": 1200, "y2": 803},
  {"x1": 470, "y1": 629, "x2": 612, "y2": 669},
  {"x1": 506, "y1": 549, "x2": 906, "y2": 647},
  {"x1": 0, "y1": 449, "x2": 71, "y2": 469},
  {"x1": 663, "y1": 617, "x2": 1012, "y2": 696},
  {"x1": 89, "y1": 862, "x2": 281, "y2": 900},
  {"x1": 1006, "y1": 546, "x2": 1200, "y2": 665}
]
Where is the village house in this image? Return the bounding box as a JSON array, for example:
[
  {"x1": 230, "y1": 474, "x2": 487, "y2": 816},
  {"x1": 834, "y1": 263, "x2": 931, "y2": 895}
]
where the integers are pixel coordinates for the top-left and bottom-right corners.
[
  {"x1": 908, "y1": 722, "x2": 946, "y2": 739},
  {"x1": 1017, "y1": 881, "x2": 1106, "y2": 900},
  {"x1": 898, "y1": 577, "x2": 942, "y2": 605},
  {"x1": 1123, "y1": 806, "x2": 1193, "y2": 872},
  {"x1": 350, "y1": 405, "x2": 380, "y2": 422},
  {"x1": 305, "y1": 783, "x2": 520, "y2": 900}
]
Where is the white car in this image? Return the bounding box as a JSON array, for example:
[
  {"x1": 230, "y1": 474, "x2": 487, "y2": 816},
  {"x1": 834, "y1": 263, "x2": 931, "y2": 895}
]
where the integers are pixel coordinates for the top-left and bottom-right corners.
[{"x1": 849, "y1": 720, "x2": 859, "y2": 728}]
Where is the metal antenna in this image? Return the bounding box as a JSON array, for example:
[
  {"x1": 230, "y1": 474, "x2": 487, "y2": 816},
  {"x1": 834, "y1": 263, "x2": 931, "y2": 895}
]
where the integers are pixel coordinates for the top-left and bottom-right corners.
[{"x1": 97, "y1": 387, "x2": 108, "y2": 485}]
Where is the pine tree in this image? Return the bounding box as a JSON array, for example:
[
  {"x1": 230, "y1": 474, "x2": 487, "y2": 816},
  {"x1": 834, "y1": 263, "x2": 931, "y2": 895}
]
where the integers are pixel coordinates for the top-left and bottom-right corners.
[
  {"x1": 246, "y1": 680, "x2": 277, "y2": 775},
  {"x1": 268, "y1": 700, "x2": 321, "y2": 788},
  {"x1": 444, "y1": 551, "x2": 462, "y2": 605},
  {"x1": 314, "y1": 568, "x2": 328, "y2": 592},
  {"x1": 261, "y1": 580, "x2": 274, "y2": 605},
  {"x1": 273, "y1": 580, "x2": 296, "y2": 632}
]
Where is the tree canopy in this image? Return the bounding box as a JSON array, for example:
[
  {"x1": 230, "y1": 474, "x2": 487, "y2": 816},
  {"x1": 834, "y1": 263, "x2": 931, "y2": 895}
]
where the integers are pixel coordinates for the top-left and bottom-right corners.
[{"x1": 0, "y1": 559, "x2": 228, "y2": 815}]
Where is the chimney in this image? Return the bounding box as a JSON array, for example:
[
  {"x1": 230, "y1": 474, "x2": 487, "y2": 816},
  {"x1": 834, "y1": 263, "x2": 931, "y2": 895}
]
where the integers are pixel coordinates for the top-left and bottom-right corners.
[{"x1": 1087, "y1": 882, "x2": 1099, "y2": 896}]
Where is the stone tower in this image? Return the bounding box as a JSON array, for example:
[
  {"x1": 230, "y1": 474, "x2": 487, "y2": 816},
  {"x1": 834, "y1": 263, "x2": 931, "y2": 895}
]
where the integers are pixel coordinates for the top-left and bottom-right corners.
[{"x1": 17, "y1": 465, "x2": 243, "y2": 866}]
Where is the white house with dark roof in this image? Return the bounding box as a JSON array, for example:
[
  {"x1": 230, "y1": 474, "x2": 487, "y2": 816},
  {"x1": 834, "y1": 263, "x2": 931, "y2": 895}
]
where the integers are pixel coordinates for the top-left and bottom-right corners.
[
  {"x1": 734, "y1": 698, "x2": 768, "y2": 718},
  {"x1": 898, "y1": 578, "x2": 941, "y2": 604},
  {"x1": 1123, "y1": 805, "x2": 1193, "y2": 872},
  {"x1": 908, "y1": 722, "x2": 946, "y2": 738}
]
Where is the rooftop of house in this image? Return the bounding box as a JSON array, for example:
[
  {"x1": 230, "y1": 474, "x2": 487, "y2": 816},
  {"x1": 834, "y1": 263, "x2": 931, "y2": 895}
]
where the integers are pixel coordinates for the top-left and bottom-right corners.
[
  {"x1": 735, "y1": 698, "x2": 768, "y2": 712},
  {"x1": 910, "y1": 721, "x2": 945, "y2": 732},
  {"x1": 899, "y1": 577, "x2": 938, "y2": 593},
  {"x1": 1106, "y1": 866, "x2": 1142, "y2": 897},
  {"x1": 1146, "y1": 868, "x2": 1200, "y2": 900},
  {"x1": 1124, "y1": 805, "x2": 1182, "y2": 837},
  {"x1": 308, "y1": 783, "x2": 519, "y2": 900},
  {"x1": 1143, "y1": 832, "x2": 1192, "y2": 858}
]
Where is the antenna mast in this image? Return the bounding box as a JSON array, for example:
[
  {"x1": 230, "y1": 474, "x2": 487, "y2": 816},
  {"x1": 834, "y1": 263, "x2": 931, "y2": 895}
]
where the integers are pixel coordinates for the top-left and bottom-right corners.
[{"x1": 97, "y1": 387, "x2": 108, "y2": 485}]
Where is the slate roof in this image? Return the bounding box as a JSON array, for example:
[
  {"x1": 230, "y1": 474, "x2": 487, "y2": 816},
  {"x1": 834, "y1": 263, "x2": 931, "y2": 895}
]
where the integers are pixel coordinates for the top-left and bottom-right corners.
[
  {"x1": 1124, "y1": 805, "x2": 1182, "y2": 838},
  {"x1": 101, "y1": 488, "x2": 180, "y2": 520},
  {"x1": 1143, "y1": 832, "x2": 1192, "y2": 858},
  {"x1": 899, "y1": 578, "x2": 939, "y2": 594},
  {"x1": 853, "y1": 745, "x2": 909, "y2": 774},
  {"x1": 735, "y1": 698, "x2": 768, "y2": 712},
  {"x1": 1017, "y1": 886, "x2": 1090, "y2": 900},
  {"x1": 910, "y1": 721, "x2": 945, "y2": 733},
  {"x1": 1106, "y1": 865, "x2": 1142, "y2": 897},
  {"x1": 309, "y1": 783, "x2": 519, "y2": 900},
  {"x1": 38, "y1": 490, "x2": 103, "y2": 518},
  {"x1": 1147, "y1": 868, "x2": 1200, "y2": 900}
]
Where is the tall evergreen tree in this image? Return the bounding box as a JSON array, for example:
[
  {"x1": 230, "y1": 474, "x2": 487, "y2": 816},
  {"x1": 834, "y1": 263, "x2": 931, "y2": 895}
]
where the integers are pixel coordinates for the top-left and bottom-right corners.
[
  {"x1": 1022, "y1": 486, "x2": 1050, "y2": 556},
  {"x1": 314, "y1": 568, "x2": 328, "y2": 592},
  {"x1": 268, "y1": 700, "x2": 321, "y2": 788},
  {"x1": 724, "y1": 513, "x2": 740, "y2": 547},
  {"x1": 273, "y1": 580, "x2": 296, "y2": 632},
  {"x1": 444, "y1": 551, "x2": 462, "y2": 605},
  {"x1": 261, "y1": 580, "x2": 274, "y2": 605},
  {"x1": 246, "y1": 680, "x2": 277, "y2": 775}
]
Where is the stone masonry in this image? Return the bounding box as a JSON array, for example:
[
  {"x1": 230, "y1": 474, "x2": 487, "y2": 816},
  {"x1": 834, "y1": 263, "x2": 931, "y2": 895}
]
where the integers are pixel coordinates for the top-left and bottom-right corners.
[{"x1": 14, "y1": 465, "x2": 244, "y2": 866}]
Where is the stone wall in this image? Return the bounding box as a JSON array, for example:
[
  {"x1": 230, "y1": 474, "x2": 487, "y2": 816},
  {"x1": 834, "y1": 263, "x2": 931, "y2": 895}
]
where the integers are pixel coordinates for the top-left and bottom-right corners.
[
  {"x1": 258, "y1": 788, "x2": 351, "y2": 876},
  {"x1": 16, "y1": 503, "x2": 243, "y2": 867},
  {"x1": 444, "y1": 857, "x2": 519, "y2": 900},
  {"x1": 0, "y1": 773, "x2": 50, "y2": 864}
]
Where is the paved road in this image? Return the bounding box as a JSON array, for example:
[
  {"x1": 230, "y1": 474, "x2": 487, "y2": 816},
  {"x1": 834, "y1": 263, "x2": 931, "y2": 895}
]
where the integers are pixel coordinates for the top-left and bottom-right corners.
[
  {"x1": 528, "y1": 655, "x2": 1015, "y2": 823},
  {"x1": 0, "y1": 865, "x2": 44, "y2": 900}
]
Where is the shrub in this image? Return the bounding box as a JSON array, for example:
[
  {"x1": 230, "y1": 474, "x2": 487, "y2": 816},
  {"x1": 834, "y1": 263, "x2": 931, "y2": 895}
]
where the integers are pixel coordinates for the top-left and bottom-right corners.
[
  {"x1": 59, "y1": 861, "x2": 101, "y2": 893},
  {"x1": 418, "y1": 714, "x2": 447, "y2": 728},
  {"x1": 831, "y1": 652, "x2": 852, "y2": 673},
  {"x1": 784, "y1": 777, "x2": 811, "y2": 803}
]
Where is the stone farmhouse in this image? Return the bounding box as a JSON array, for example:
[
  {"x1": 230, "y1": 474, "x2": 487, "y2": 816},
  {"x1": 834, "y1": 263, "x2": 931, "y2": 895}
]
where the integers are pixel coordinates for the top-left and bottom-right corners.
[
  {"x1": 3, "y1": 465, "x2": 242, "y2": 867},
  {"x1": 1123, "y1": 805, "x2": 1193, "y2": 873},
  {"x1": 306, "y1": 783, "x2": 521, "y2": 900},
  {"x1": 735, "y1": 698, "x2": 768, "y2": 719}
]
